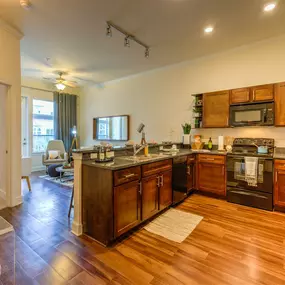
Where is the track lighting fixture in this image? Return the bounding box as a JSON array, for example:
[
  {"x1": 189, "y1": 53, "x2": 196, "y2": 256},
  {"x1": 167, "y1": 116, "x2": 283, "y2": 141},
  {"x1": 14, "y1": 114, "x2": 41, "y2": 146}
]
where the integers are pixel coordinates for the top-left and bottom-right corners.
[
  {"x1": 106, "y1": 21, "x2": 150, "y2": 58},
  {"x1": 106, "y1": 24, "x2": 112, "y2": 37},
  {"x1": 124, "y1": 36, "x2": 130, "y2": 48},
  {"x1": 145, "y1": 48, "x2": 150, "y2": 58}
]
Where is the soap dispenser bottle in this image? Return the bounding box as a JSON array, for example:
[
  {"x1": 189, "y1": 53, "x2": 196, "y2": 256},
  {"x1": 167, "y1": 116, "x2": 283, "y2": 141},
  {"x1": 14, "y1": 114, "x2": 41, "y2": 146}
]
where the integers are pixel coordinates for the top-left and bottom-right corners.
[{"x1": 208, "y1": 137, "x2": 213, "y2": 150}]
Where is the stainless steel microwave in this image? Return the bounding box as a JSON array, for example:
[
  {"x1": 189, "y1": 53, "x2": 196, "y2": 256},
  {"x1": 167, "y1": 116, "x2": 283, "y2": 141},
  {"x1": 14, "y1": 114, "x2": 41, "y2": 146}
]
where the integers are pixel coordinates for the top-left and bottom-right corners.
[{"x1": 229, "y1": 102, "x2": 274, "y2": 127}]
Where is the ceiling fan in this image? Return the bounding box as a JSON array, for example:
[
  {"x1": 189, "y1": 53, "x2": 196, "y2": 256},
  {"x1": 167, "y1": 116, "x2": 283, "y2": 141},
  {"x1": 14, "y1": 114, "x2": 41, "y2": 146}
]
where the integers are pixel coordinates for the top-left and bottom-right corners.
[{"x1": 43, "y1": 71, "x2": 77, "y2": 91}]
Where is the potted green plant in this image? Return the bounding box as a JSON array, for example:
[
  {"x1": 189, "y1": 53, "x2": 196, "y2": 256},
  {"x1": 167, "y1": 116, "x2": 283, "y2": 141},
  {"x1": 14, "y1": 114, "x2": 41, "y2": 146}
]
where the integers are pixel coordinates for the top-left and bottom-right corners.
[{"x1": 181, "y1": 123, "x2": 191, "y2": 145}]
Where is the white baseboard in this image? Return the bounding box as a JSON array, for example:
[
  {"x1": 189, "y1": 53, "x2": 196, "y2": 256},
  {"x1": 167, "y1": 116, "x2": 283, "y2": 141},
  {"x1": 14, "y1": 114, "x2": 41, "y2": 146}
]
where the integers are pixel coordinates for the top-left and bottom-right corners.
[
  {"x1": 32, "y1": 166, "x2": 46, "y2": 172},
  {"x1": 0, "y1": 188, "x2": 6, "y2": 200},
  {"x1": 13, "y1": 195, "x2": 23, "y2": 206},
  {"x1": 71, "y1": 222, "x2": 83, "y2": 236}
]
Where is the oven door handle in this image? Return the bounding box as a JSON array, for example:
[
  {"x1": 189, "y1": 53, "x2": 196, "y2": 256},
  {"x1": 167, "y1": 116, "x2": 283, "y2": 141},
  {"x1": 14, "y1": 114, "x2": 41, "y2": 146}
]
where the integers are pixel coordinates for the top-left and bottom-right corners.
[{"x1": 230, "y1": 190, "x2": 267, "y2": 199}]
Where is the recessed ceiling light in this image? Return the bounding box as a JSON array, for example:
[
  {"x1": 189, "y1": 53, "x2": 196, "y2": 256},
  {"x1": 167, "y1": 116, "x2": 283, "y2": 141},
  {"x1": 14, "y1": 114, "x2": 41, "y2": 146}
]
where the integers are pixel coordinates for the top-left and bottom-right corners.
[
  {"x1": 204, "y1": 26, "x2": 214, "y2": 34},
  {"x1": 264, "y1": 3, "x2": 276, "y2": 12}
]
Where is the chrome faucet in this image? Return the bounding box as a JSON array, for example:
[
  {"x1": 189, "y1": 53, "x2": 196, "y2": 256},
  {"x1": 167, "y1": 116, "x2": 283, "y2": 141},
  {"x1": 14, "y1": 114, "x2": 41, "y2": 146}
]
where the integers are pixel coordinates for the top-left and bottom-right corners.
[{"x1": 133, "y1": 144, "x2": 147, "y2": 156}]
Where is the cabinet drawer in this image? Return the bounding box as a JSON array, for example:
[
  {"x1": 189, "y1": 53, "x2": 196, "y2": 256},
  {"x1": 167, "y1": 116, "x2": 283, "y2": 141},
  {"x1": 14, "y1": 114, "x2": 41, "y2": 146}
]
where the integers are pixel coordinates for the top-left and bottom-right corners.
[
  {"x1": 114, "y1": 166, "x2": 141, "y2": 186},
  {"x1": 198, "y1": 154, "x2": 225, "y2": 165},
  {"x1": 142, "y1": 159, "x2": 172, "y2": 177},
  {"x1": 275, "y1": 160, "x2": 285, "y2": 170},
  {"x1": 187, "y1": 155, "x2": 195, "y2": 164}
]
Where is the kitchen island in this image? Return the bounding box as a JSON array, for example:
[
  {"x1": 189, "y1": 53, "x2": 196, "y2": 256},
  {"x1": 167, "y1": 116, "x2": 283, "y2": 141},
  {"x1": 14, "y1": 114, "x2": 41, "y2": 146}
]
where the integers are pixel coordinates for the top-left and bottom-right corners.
[{"x1": 71, "y1": 146, "x2": 227, "y2": 245}]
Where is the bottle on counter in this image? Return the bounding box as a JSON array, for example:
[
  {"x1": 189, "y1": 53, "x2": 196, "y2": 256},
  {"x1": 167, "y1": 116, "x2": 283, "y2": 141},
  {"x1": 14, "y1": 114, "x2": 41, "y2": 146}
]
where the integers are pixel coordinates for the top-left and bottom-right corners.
[
  {"x1": 208, "y1": 137, "x2": 213, "y2": 150},
  {"x1": 99, "y1": 146, "x2": 105, "y2": 161}
]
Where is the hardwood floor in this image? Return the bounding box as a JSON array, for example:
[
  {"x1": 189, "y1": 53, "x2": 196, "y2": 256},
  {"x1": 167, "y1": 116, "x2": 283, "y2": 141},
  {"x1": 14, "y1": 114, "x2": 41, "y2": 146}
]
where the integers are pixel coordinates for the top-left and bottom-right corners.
[{"x1": 1, "y1": 173, "x2": 285, "y2": 284}]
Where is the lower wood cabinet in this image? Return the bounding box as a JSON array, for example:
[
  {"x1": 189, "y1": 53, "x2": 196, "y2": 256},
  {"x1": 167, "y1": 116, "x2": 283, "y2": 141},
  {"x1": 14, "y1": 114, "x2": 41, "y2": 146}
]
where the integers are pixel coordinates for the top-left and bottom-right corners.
[
  {"x1": 142, "y1": 175, "x2": 159, "y2": 220},
  {"x1": 274, "y1": 160, "x2": 285, "y2": 208},
  {"x1": 114, "y1": 180, "x2": 141, "y2": 237},
  {"x1": 159, "y1": 170, "x2": 172, "y2": 210},
  {"x1": 197, "y1": 155, "x2": 226, "y2": 196}
]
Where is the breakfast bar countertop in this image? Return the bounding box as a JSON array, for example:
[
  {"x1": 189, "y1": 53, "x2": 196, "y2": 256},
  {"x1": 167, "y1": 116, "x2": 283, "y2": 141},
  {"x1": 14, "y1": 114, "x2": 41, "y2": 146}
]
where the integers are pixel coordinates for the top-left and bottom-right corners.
[{"x1": 82, "y1": 149, "x2": 227, "y2": 170}]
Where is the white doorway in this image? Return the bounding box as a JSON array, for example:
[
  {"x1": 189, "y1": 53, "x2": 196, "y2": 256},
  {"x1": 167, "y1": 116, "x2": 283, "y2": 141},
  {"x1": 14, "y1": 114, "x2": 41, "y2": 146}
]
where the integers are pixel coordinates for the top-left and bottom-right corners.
[
  {"x1": 21, "y1": 96, "x2": 29, "y2": 157},
  {"x1": 0, "y1": 84, "x2": 8, "y2": 209}
]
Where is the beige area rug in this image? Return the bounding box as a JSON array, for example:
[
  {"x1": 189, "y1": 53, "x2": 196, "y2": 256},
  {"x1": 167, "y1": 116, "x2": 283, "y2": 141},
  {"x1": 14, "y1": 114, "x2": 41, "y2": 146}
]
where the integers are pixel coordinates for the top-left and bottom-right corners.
[{"x1": 144, "y1": 208, "x2": 203, "y2": 243}]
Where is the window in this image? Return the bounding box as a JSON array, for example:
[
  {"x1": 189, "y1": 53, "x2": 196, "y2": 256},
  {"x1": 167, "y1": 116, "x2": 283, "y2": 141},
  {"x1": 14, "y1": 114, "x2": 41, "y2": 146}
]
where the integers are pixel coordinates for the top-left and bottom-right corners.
[{"x1": 32, "y1": 100, "x2": 54, "y2": 153}]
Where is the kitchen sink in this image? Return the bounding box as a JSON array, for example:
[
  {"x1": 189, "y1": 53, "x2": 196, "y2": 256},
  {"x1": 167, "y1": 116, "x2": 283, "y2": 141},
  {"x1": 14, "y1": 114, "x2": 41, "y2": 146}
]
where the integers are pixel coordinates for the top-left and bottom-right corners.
[{"x1": 119, "y1": 153, "x2": 167, "y2": 162}]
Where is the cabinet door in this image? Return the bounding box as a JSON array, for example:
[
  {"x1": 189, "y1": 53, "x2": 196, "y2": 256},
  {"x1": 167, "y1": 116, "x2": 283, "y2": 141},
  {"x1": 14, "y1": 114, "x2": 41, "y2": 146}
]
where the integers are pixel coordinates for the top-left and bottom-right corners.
[
  {"x1": 275, "y1": 82, "x2": 285, "y2": 126},
  {"x1": 159, "y1": 170, "x2": 172, "y2": 210},
  {"x1": 197, "y1": 163, "x2": 226, "y2": 196},
  {"x1": 251, "y1": 84, "x2": 274, "y2": 102},
  {"x1": 230, "y1": 88, "x2": 250, "y2": 105},
  {"x1": 203, "y1": 91, "x2": 229, "y2": 128},
  {"x1": 114, "y1": 181, "x2": 141, "y2": 237},
  {"x1": 274, "y1": 169, "x2": 285, "y2": 207},
  {"x1": 142, "y1": 175, "x2": 159, "y2": 220}
]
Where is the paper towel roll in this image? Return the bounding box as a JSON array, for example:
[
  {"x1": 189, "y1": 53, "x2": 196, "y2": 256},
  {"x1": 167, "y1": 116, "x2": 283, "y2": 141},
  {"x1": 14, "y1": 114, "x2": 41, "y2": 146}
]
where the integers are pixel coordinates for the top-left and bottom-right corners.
[{"x1": 218, "y1": 136, "x2": 224, "y2": 151}]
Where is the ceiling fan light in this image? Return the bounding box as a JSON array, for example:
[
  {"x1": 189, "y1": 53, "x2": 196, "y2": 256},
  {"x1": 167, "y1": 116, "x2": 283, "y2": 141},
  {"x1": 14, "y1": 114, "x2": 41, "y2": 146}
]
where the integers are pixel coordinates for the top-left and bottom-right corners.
[{"x1": 56, "y1": 83, "x2": 66, "y2": 91}]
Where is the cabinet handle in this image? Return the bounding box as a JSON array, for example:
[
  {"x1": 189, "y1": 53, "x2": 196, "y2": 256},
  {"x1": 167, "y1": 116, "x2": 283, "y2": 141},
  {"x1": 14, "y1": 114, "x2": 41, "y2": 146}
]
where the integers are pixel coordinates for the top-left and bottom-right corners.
[
  {"x1": 206, "y1": 158, "x2": 215, "y2": 161},
  {"x1": 276, "y1": 173, "x2": 278, "y2": 184},
  {"x1": 138, "y1": 182, "x2": 142, "y2": 195},
  {"x1": 161, "y1": 175, "x2": 164, "y2": 187},
  {"x1": 156, "y1": 176, "x2": 160, "y2": 187},
  {"x1": 124, "y1": 173, "x2": 135, "y2": 178},
  {"x1": 187, "y1": 166, "x2": 191, "y2": 175}
]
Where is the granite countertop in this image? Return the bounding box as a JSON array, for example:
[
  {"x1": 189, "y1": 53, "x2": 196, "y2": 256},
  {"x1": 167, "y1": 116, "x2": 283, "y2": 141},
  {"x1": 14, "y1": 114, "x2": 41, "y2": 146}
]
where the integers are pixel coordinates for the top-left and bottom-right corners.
[
  {"x1": 273, "y1": 148, "x2": 285, "y2": 159},
  {"x1": 83, "y1": 149, "x2": 227, "y2": 170}
]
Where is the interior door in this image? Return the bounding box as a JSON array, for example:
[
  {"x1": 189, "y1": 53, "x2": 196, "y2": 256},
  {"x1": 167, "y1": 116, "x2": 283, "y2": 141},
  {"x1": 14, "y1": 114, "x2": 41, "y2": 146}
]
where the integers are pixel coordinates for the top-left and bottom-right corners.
[
  {"x1": 21, "y1": 96, "x2": 29, "y2": 157},
  {"x1": 159, "y1": 170, "x2": 172, "y2": 210},
  {"x1": 142, "y1": 175, "x2": 159, "y2": 220},
  {"x1": 203, "y1": 91, "x2": 229, "y2": 128}
]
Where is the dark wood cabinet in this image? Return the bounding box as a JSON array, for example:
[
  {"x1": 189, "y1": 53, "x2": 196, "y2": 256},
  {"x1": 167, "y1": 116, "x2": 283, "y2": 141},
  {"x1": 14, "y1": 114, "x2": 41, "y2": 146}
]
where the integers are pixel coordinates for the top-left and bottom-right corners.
[
  {"x1": 114, "y1": 181, "x2": 141, "y2": 237},
  {"x1": 251, "y1": 84, "x2": 274, "y2": 102},
  {"x1": 230, "y1": 88, "x2": 250, "y2": 105},
  {"x1": 142, "y1": 175, "x2": 159, "y2": 220},
  {"x1": 275, "y1": 82, "x2": 285, "y2": 126},
  {"x1": 159, "y1": 170, "x2": 172, "y2": 210},
  {"x1": 274, "y1": 160, "x2": 285, "y2": 208},
  {"x1": 197, "y1": 155, "x2": 226, "y2": 196},
  {"x1": 203, "y1": 90, "x2": 229, "y2": 128}
]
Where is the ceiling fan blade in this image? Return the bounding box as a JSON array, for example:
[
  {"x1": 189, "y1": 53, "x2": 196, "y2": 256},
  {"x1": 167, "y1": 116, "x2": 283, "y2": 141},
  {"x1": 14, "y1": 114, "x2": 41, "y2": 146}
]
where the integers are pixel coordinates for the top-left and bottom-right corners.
[
  {"x1": 43, "y1": 77, "x2": 56, "y2": 83},
  {"x1": 64, "y1": 81, "x2": 76, "y2": 88}
]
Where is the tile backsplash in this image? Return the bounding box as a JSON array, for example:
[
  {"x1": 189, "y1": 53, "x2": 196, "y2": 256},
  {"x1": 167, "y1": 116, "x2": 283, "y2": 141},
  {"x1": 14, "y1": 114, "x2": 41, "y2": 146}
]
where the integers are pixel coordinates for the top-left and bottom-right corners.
[{"x1": 192, "y1": 127, "x2": 285, "y2": 147}]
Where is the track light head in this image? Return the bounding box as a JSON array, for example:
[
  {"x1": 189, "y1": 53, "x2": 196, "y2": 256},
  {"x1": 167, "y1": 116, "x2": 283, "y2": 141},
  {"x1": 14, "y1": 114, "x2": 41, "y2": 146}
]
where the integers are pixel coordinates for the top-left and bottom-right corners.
[
  {"x1": 106, "y1": 24, "x2": 112, "y2": 37},
  {"x1": 124, "y1": 36, "x2": 130, "y2": 48},
  {"x1": 145, "y1": 48, "x2": 150, "y2": 58}
]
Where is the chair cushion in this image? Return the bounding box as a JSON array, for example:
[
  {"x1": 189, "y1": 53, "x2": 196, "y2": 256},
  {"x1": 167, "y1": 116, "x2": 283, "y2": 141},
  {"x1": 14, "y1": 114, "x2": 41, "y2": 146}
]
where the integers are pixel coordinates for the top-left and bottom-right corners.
[{"x1": 48, "y1": 150, "x2": 60, "y2": 159}]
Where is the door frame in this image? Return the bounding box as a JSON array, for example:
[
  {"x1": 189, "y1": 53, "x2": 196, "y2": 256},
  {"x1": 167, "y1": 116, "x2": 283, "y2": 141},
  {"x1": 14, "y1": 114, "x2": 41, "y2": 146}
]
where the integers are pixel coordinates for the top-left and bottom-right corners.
[{"x1": 0, "y1": 79, "x2": 12, "y2": 207}]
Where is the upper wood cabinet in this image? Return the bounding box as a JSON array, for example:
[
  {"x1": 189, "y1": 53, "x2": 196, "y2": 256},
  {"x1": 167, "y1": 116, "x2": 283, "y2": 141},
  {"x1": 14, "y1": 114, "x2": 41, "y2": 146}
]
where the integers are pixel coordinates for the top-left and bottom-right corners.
[
  {"x1": 230, "y1": 88, "x2": 250, "y2": 104},
  {"x1": 114, "y1": 181, "x2": 141, "y2": 237},
  {"x1": 203, "y1": 90, "x2": 229, "y2": 128},
  {"x1": 251, "y1": 84, "x2": 274, "y2": 102},
  {"x1": 275, "y1": 82, "x2": 285, "y2": 126},
  {"x1": 274, "y1": 160, "x2": 285, "y2": 208}
]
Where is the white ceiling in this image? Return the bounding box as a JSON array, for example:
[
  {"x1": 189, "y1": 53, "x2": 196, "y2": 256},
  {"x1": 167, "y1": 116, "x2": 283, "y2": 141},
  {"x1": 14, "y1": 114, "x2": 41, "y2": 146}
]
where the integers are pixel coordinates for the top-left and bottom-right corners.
[{"x1": 0, "y1": 0, "x2": 285, "y2": 84}]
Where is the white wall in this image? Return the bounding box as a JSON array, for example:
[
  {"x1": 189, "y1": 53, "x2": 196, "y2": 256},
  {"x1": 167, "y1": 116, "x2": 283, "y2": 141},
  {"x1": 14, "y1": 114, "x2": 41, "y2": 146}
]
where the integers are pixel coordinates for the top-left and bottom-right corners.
[
  {"x1": 21, "y1": 78, "x2": 82, "y2": 171},
  {"x1": 0, "y1": 20, "x2": 22, "y2": 206},
  {"x1": 80, "y1": 34, "x2": 285, "y2": 147}
]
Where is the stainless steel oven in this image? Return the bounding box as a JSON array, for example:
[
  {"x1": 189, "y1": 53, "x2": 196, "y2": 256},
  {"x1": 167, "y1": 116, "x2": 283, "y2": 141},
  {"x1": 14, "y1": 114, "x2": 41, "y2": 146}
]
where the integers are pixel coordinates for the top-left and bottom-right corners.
[{"x1": 229, "y1": 102, "x2": 274, "y2": 127}]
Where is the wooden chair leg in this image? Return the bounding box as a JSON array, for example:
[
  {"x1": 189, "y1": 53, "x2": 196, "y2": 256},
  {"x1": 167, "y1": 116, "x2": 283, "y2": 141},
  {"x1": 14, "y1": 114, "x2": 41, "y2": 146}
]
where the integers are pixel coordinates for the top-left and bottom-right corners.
[
  {"x1": 68, "y1": 185, "x2": 74, "y2": 218},
  {"x1": 21, "y1": 176, "x2": 32, "y2": 191},
  {"x1": 26, "y1": 176, "x2": 31, "y2": 191}
]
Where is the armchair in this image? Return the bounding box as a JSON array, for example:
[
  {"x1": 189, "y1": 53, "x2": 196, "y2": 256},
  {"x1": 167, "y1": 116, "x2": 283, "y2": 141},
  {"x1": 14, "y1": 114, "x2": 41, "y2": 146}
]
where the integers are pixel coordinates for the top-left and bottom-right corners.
[{"x1": 42, "y1": 140, "x2": 68, "y2": 171}]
